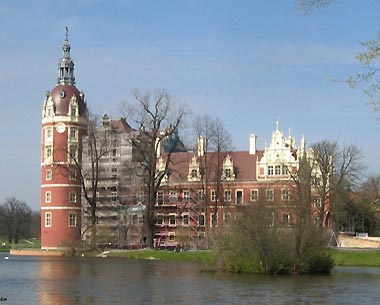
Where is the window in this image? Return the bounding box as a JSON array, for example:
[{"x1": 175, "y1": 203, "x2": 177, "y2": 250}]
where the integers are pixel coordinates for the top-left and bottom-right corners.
[
  {"x1": 46, "y1": 146, "x2": 52, "y2": 158},
  {"x1": 268, "y1": 165, "x2": 274, "y2": 175},
  {"x1": 199, "y1": 214, "x2": 205, "y2": 227},
  {"x1": 224, "y1": 168, "x2": 232, "y2": 178},
  {"x1": 45, "y1": 191, "x2": 51, "y2": 203},
  {"x1": 224, "y1": 189, "x2": 231, "y2": 202},
  {"x1": 69, "y1": 128, "x2": 77, "y2": 140},
  {"x1": 111, "y1": 191, "x2": 117, "y2": 202},
  {"x1": 266, "y1": 189, "x2": 274, "y2": 201},
  {"x1": 250, "y1": 189, "x2": 258, "y2": 201},
  {"x1": 191, "y1": 169, "x2": 198, "y2": 178},
  {"x1": 183, "y1": 191, "x2": 190, "y2": 200},
  {"x1": 211, "y1": 214, "x2": 218, "y2": 227},
  {"x1": 45, "y1": 212, "x2": 52, "y2": 227},
  {"x1": 282, "y1": 188, "x2": 290, "y2": 201},
  {"x1": 70, "y1": 106, "x2": 77, "y2": 117},
  {"x1": 169, "y1": 191, "x2": 177, "y2": 202},
  {"x1": 69, "y1": 213, "x2": 77, "y2": 227},
  {"x1": 156, "y1": 214, "x2": 164, "y2": 225},
  {"x1": 198, "y1": 189, "x2": 205, "y2": 201},
  {"x1": 69, "y1": 192, "x2": 77, "y2": 203},
  {"x1": 182, "y1": 214, "x2": 189, "y2": 226},
  {"x1": 168, "y1": 233, "x2": 175, "y2": 241},
  {"x1": 47, "y1": 108, "x2": 52, "y2": 117},
  {"x1": 282, "y1": 165, "x2": 289, "y2": 175},
  {"x1": 211, "y1": 189, "x2": 216, "y2": 202},
  {"x1": 169, "y1": 214, "x2": 176, "y2": 226},
  {"x1": 236, "y1": 190, "x2": 243, "y2": 204},
  {"x1": 46, "y1": 169, "x2": 52, "y2": 181},
  {"x1": 46, "y1": 128, "x2": 53, "y2": 139},
  {"x1": 112, "y1": 149, "x2": 117, "y2": 157},
  {"x1": 69, "y1": 170, "x2": 77, "y2": 181},
  {"x1": 270, "y1": 211, "x2": 275, "y2": 227},
  {"x1": 224, "y1": 213, "x2": 231, "y2": 225},
  {"x1": 275, "y1": 165, "x2": 281, "y2": 175},
  {"x1": 156, "y1": 191, "x2": 164, "y2": 205},
  {"x1": 132, "y1": 214, "x2": 138, "y2": 225},
  {"x1": 313, "y1": 198, "x2": 322, "y2": 208},
  {"x1": 282, "y1": 213, "x2": 290, "y2": 225},
  {"x1": 69, "y1": 145, "x2": 77, "y2": 161}
]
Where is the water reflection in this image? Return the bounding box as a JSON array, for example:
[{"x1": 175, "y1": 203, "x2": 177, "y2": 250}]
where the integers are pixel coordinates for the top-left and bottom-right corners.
[{"x1": 1, "y1": 252, "x2": 380, "y2": 305}]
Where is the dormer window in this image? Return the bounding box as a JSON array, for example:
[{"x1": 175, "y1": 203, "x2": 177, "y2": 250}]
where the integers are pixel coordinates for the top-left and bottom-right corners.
[
  {"x1": 222, "y1": 155, "x2": 235, "y2": 181},
  {"x1": 224, "y1": 168, "x2": 232, "y2": 178},
  {"x1": 70, "y1": 106, "x2": 77, "y2": 116},
  {"x1": 188, "y1": 155, "x2": 200, "y2": 181}
]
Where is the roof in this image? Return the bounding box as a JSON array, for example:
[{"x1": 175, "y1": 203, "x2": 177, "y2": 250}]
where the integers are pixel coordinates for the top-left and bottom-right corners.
[
  {"x1": 50, "y1": 84, "x2": 87, "y2": 116},
  {"x1": 164, "y1": 150, "x2": 264, "y2": 183}
]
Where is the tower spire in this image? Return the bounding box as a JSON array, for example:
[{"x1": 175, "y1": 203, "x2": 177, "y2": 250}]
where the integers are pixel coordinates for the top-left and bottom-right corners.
[{"x1": 57, "y1": 27, "x2": 75, "y2": 85}]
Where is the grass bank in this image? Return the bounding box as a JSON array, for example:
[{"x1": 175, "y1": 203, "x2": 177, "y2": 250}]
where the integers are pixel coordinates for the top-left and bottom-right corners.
[
  {"x1": 328, "y1": 248, "x2": 380, "y2": 267},
  {"x1": 104, "y1": 248, "x2": 380, "y2": 268},
  {"x1": 102, "y1": 249, "x2": 216, "y2": 265}
]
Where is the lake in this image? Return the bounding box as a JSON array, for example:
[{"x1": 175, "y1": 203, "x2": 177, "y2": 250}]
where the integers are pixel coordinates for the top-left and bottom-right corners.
[{"x1": 1, "y1": 252, "x2": 380, "y2": 305}]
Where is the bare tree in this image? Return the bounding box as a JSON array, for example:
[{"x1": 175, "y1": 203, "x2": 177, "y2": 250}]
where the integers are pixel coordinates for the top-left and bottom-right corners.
[
  {"x1": 79, "y1": 114, "x2": 116, "y2": 248},
  {"x1": 193, "y1": 115, "x2": 233, "y2": 232},
  {"x1": 0, "y1": 197, "x2": 32, "y2": 243},
  {"x1": 121, "y1": 89, "x2": 187, "y2": 248},
  {"x1": 299, "y1": 0, "x2": 333, "y2": 14},
  {"x1": 310, "y1": 140, "x2": 364, "y2": 228},
  {"x1": 299, "y1": 0, "x2": 380, "y2": 112}
]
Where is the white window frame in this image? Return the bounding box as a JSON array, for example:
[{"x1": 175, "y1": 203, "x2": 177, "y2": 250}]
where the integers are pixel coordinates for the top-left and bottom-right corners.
[
  {"x1": 266, "y1": 189, "x2": 274, "y2": 201},
  {"x1": 46, "y1": 169, "x2": 52, "y2": 181},
  {"x1": 282, "y1": 188, "x2": 290, "y2": 201},
  {"x1": 156, "y1": 214, "x2": 164, "y2": 226},
  {"x1": 250, "y1": 189, "x2": 258, "y2": 201},
  {"x1": 169, "y1": 214, "x2": 177, "y2": 227},
  {"x1": 198, "y1": 214, "x2": 206, "y2": 227},
  {"x1": 268, "y1": 165, "x2": 274, "y2": 175},
  {"x1": 210, "y1": 213, "x2": 218, "y2": 227},
  {"x1": 45, "y1": 212, "x2": 52, "y2": 227},
  {"x1": 182, "y1": 213, "x2": 189, "y2": 226},
  {"x1": 45, "y1": 191, "x2": 51, "y2": 203},
  {"x1": 210, "y1": 189, "x2": 216, "y2": 202},
  {"x1": 235, "y1": 189, "x2": 243, "y2": 204},
  {"x1": 69, "y1": 170, "x2": 77, "y2": 181},
  {"x1": 69, "y1": 192, "x2": 77, "y2": 203},
  {"x1": 224, "y1": 189, "x2": 232, "y2": 202},
  {"x1": 68, "y1": 213, "x2": 77, "y2": 227}
]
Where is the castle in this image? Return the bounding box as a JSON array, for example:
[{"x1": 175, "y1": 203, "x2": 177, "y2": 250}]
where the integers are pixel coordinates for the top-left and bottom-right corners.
[{"x1": 40, "y1": 32, "x2": 327, "y2": 250}]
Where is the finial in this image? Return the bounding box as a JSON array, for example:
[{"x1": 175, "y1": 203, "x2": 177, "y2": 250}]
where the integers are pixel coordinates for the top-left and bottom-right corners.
[
  {"x1": 65, "y1": 26, "x2": 69, "y2": 41},
  {"x1": 276, "y1": 119, "x2": 279, "y2": 131}
]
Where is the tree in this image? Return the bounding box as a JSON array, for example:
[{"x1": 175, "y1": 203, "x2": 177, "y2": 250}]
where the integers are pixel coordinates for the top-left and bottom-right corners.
[
  {"x1": 121, "y1": 89, "x2": 187, "y2": 248},
  {"x1": 310, "y1": 140, "x2": 363, "y2": 228},
  {"x1": 299, "y1": 0, "x2": 380, "y2": 112},
  {"x1": 79, "y1": 114, "x2": 117, "y2": 248},
  {"x1": 193, "y1": 115, "x2": 233, "y2": 228},
  {"x1": 214, "y1": 151, "x2": 333, "y2": 275},
  {"x1": 298, "y1": 0, "x2": 333, "y2": 14},
  {"x1": 0, "y1": 197, "x2": 32, "y2": 243}
]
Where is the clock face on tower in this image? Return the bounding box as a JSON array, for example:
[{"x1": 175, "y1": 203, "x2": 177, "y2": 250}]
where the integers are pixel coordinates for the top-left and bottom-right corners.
[
  {"x1": 56, "y1": 122, "x2": 66, "y2": 133},
  {"x1": 60, "y1": 90, "x2": 66, "y2": 98}
]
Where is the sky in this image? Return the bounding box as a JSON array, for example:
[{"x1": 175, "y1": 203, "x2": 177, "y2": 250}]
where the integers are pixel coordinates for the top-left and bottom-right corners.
[{"x1": 1, "y1": 0, "x2": 379, "y2": 210}]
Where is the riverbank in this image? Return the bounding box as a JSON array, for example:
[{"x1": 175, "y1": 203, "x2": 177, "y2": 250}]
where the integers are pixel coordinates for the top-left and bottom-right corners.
[
  {"x1": 90, "y1": 249, "x2": 216, "y2": 265},
  {"x1": 329, "y1": 248, "x2": 380, "y2": 267},
  {"x1": 89, "y1": 248, "x2": 380, "y2": 268}
]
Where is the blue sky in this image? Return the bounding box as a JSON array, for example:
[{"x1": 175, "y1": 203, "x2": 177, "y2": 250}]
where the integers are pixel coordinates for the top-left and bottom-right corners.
[{"x1": 1, "y1": 0, "x2": 379, "y2": 210}]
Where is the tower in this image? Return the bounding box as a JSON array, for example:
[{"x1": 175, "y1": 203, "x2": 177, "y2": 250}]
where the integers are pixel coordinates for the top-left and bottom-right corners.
[{"x1": 40, "y1": 29, "x2": 88, "y2": 249}]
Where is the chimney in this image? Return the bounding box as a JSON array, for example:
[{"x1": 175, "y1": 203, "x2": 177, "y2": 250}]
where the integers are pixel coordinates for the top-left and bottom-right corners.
[
  {"x1": 197, "y1": 136, "x2": 205, "y2": 157},
  {"x1": 249, "y1": 134, "x2": 257, "y2": 155}
]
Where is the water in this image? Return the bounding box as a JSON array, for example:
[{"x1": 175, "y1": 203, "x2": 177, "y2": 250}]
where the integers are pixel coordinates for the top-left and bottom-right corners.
[{"x1": 1, "y1": 252, "x2": 380, "y2": 305}]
